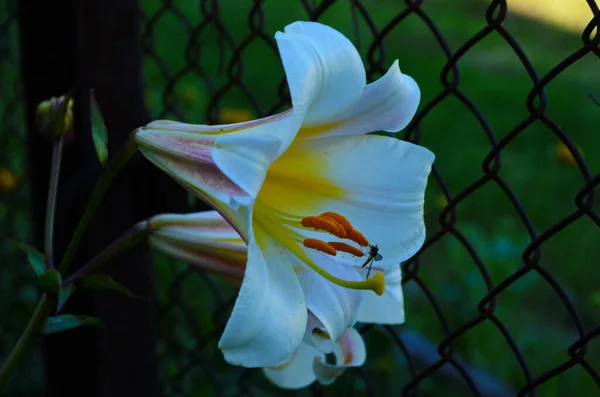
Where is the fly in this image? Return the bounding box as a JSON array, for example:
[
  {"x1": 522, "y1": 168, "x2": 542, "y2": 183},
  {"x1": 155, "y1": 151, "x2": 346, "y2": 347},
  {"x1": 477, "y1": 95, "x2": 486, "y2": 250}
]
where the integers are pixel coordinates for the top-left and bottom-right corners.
[{"x1": 361, "y1": 244, "x2": 382, "y2": 279}]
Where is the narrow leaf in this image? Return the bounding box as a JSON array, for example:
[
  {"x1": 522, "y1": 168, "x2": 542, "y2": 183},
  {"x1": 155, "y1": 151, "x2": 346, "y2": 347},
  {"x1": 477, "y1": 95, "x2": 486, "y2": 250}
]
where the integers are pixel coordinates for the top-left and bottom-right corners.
[
  {"x1": 91, "y1": 90, "x2": 108, "y2": 165},
  {"x1": 37, "y1": 269, "x2": 61, "y2": 294},
  {"x1": 43, "y1": 314, "x2": 105, "y2": 334},
  {"x1": 80, "y1": 274, "x2": 142, "y2": 299},
  {"x1": 11, "y1": 240, "x2": 45, "y2": 276},
  {"x1": 56, "y1": 284, "x2": 74, "y2": 314}
]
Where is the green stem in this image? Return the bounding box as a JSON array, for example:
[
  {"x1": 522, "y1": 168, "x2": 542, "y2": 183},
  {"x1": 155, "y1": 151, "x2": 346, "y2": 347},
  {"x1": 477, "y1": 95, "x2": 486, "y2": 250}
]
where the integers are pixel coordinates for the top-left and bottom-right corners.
[
  {"x1": 44, "y1": 139, "x2": 64, "y2": 270},
  {"x1": 57, "y1": 133, "x2": 138, "y2": 275},
  {"x1": 63, "y1": 220, "x2": 151, "y2": 284},
  {"x1": 0, "y1": 294, "x2": 54, "y2": 390}
]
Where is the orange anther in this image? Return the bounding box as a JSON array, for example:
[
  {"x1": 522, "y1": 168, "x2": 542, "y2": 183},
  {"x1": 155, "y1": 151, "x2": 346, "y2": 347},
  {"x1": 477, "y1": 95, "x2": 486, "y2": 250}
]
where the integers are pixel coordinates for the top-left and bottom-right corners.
[
  {"x1": 301, "y1": 216, "x2": 346, "y2": 239},
  {"x1": 319, "y1": 212, "x2": 354, "y2": 234},
  {"x1": 347, "y1": 229, "x2": 369, "y2": 247},
  {"x1": 327, "y1": 242, "x2": 364, "y2": 257},
  {"x1": 303, "y1": 238, "x2": 337, "y2": 256}
]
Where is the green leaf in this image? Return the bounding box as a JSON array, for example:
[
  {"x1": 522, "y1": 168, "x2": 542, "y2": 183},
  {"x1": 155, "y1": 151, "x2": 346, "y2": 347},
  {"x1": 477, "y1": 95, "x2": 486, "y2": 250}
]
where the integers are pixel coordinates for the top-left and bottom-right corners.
[
  {"x1": 43, "y1": 314, "x2": 105, "y2": 334},
  {"x1": 80, "y1": 274, "x2": 142, "y2": 299},
  {"x1": 57, "y1": 284, "x2": 74, "y2": 313},
  {"x1": 11, "y1": 241, "x2": 45, "y2": 276},
  {"x1": 37, "y1": 269, "x2": 62, "y2": 294},
  {"x1": 91, "y1": 91, "x2": 108, "y2": 165}
]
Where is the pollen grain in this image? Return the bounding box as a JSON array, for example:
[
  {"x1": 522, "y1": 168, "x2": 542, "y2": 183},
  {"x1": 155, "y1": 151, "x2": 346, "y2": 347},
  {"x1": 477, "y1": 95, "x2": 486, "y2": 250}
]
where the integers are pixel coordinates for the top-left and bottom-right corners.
[{"x1": 303, "y1": 238, "x2": 337, "y2": 256}]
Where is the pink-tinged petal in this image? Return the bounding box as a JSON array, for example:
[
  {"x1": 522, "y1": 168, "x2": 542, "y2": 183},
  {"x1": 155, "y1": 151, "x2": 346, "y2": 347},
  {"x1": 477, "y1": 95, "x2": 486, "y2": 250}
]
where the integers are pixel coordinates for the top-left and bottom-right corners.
[
  {"x1": 148, "y1": 238, "x2": 245, "y2": 281},
  {"x1": 144, "y1": 109, "x2": 292, "y2": 135},
  {"x1": 313, "y1": 327, "x2": 366, "y2": 385},
  {"x1": 263, "y1": 342, "x2": 322, "y2": 389},
  {"x1": 356, "y1": 263, "x2": 404, "y2": 324},
  {"x1": 136, "y1": 127, "x2": 281, "y2": 201},
  {"x1": 149, "y1": 210, "x2": 243, "y2": 242},
  {"x1": 300, "y1": 60, "x2": 421, "y2": 139},
  {"x1": 275, "y1": 21, "x2": 366, "y2": 126},
  {"x1": 148, "y1": 211, "x2": 247, "y2": 281},
  {"x1": 136, "y1": 108, "x2": 305, "y2": 240},
  {"x1": 135, "y1": 128, "x2": 247, "y2": 204},
  {"x1": 218, "y1": 230, "x2": 307, "y2": 367}
]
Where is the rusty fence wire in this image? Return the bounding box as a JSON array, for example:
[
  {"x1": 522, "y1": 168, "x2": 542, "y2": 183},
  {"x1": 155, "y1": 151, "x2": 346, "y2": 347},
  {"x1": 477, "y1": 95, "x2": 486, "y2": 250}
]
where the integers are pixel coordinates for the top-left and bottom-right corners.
[{"x1": 1, "y1": 0, "x2": 600, "y2": 396}]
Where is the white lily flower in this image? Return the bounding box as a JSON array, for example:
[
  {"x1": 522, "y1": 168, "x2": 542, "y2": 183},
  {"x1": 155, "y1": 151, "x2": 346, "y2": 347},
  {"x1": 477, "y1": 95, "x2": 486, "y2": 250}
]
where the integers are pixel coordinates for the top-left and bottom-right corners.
[
  {"x1": 137, "y1": 21, "x2": 434, "y2": 368},
  {"x1": 149, "y1": 210, "x2": 375, "y2": 388}
]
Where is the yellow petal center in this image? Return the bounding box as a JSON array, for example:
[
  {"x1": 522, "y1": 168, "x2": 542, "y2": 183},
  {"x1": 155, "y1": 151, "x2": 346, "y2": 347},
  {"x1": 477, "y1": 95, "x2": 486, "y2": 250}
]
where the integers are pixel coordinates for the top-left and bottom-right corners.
[{"x1": 253, "y1": 143, "x2": 384, "y2": 295}]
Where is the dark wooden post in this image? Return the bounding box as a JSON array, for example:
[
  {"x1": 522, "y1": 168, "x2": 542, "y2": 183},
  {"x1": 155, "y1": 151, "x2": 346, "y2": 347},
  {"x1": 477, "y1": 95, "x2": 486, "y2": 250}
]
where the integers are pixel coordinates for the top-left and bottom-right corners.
[{"x1": 18, "y1": 0, "x2": 188, "y2": 396}]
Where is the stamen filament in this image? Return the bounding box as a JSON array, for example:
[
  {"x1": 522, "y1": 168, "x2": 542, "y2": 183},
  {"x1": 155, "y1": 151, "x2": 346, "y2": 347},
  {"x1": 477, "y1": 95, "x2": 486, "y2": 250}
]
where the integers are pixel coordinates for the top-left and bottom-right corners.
[
  {"x1": 285, "y1": 236, "x2": 384, "y2": 295},
  {"x1": 264, "y1": 210, "x2": 383, "y2": 295},
  {"x1": 298, "y1": 253, "x2": 384, "y2": 296},
  {"x1": 312, "y1": 266, "x2": 384, "y2": 296}
]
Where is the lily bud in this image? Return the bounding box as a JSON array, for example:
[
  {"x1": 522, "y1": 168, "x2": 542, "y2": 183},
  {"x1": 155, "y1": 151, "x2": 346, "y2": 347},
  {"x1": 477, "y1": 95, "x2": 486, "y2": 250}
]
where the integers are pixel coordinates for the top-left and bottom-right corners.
[
  {"x1": 148, "y1": 211, "x2": 246, "y2": 284},
  {"x1": 35, "y1": 95, "x2": 74, "y2": 141}
]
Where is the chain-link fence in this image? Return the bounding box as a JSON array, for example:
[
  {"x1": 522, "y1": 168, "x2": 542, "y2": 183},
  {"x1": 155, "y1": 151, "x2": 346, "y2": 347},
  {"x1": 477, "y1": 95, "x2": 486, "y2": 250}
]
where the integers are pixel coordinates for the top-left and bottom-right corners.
[{"x1": 2, "y1": 0, "x2": 600, "y2": 396}]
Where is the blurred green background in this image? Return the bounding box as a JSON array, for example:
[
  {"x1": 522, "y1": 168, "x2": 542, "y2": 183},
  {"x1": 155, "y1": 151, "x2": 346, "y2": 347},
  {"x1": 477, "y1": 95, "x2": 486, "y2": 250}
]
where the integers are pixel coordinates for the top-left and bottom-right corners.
[{"x1": 1, "y1": 0, "x2": 599, "y2": 396}]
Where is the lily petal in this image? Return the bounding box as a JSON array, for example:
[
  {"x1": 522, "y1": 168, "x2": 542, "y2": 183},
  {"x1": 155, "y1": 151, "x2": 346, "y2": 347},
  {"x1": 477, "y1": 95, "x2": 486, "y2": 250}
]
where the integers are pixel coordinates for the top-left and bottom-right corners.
[
  {"x1": 275, "y1": 21, "x2": 366, "y2": 125},
  {"x1": 136, "y1": 117, "x2": 289, "y2": 200},
  {"x1": 293, "y1": 251, "x2": 362, "y2": 345},
  {"x1": 303, "y1": 311, "x2": 336, "y2": 354},
  {"x1": 356, "y1": 263, "x2": 404, "y2": 324},
  {"x1": 135, "y1": 110, "x2": 303, "y2": 240},
  {"x1": 262, "y1": 134, "x2": 434, "y2": 267},
  {"x1": 136, "y1": 129, "x2": 246, "y2": 211},
  {"x1": 300, "y1": 60, "x2": 421, "y2": 139},
  {"x1": 313, "y1": 327, "x2": 366, "y2": 385},
  {"x1": 263, "y1": 342, "x2": 322, "y2": 389},
  {"x1": 218, "y1": 232, "x2": 307, "y2": 367}
]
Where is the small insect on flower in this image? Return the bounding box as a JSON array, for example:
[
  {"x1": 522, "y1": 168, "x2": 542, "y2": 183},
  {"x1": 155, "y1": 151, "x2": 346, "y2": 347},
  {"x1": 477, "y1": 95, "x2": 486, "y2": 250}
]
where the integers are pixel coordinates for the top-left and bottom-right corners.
[{"x1": 362, "y1": 245, "x2": 382, "y2": 278}]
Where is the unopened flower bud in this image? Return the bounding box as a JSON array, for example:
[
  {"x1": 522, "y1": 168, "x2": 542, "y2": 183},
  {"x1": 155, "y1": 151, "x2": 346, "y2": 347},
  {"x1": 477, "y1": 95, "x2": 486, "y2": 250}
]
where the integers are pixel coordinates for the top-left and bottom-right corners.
[{"x1": 35, "y1": 95, "x2": 74, "y2": 141}]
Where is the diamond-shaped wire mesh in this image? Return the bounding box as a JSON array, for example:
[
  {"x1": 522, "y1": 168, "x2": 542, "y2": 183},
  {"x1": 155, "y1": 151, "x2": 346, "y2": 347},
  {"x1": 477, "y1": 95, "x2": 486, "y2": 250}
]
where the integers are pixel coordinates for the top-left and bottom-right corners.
[{"x1": 1, "y1": 0, "x2": 600, "y2": 396}]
